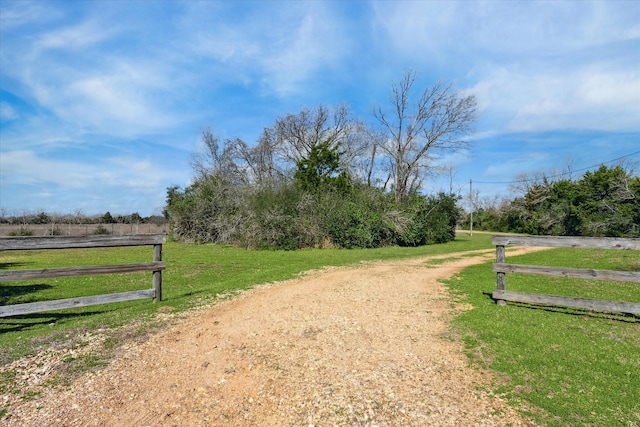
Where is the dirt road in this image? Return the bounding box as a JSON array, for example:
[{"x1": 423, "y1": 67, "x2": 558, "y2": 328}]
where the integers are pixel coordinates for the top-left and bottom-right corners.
[{"x1": 5, "y1": 248, "x2": 543, "y2": 426}]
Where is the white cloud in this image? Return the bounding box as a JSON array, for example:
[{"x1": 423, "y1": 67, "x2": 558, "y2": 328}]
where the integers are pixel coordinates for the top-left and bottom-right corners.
[
  {"x1": 0, "y1": 148, "x2": 189, "y2": 215},
  {"x1": 0, "y1": 150, "x2": 160, "y2": 190},
  {"x1": 33, "y1": 19, "x2": 116, "y2": 51},
  {"x1": 466, "y1": 60, "x2": 640, "y2": 133},
  {"x1": 106, "y1": 156, "x2": 167, "y2": 190},
  {"x1": 260, "y1": 8, "x2": 351, "y2": 96},
  {"x1": 374, "y1": 1, "x2": 639, "y2": 59},
  {"x1": 0, "y1": 1, "x2": 62, "y2": 30},
  {"x1": 0, "y1": 150, "x2": 94, "y2": 189},
  {"x1": 373, "y1": 1, "x2": 640, "y2": 134},
  {"x1": 2, "y1": 1, "x2": 352, "y2": 144},
  {"x1": 177, "y1": 2, "x2": 351, "y2": 97},
  {"x1": 64, "y1": 69, "x2": 176, "y2": 132},
  {"x1": 579, "y1": 68, "x2": 640, "y2": 110},
  {"x1": 12, "y1": 53, "x2": 182, "y2": 137},
  {"x1": 0, "y1": 102, "x2": 18, "y2": 121},
  {"x1": 1, "y1": 6, "x2": 189, "y2": 139}
]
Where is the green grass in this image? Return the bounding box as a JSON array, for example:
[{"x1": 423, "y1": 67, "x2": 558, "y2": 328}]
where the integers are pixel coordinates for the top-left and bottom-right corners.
[
  {"x1": 0, "y1": 232, "x2": 492, "y2": 416},
  {"x1": 4, "y1": 231, "x2": 637, "y2": 425},
  {"x1": 444, "y1": 247, "x2": 640, "y2": 426},
  {"x1": 0, "y1": 232, "x2": 493, "y2": 364}
]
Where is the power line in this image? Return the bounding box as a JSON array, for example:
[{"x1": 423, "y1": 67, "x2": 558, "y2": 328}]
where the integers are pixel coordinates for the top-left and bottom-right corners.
[{"x1": 473, "y1": 150, "x2": 640, "y2": 185}]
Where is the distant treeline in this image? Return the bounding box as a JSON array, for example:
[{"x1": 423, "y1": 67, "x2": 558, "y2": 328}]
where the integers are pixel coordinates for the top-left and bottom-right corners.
[
  {"x1": 0, "y1": 211, "x2": 167, "y2": 226},
  {"x1": 461, "y1": 165, "x2": 640, "y2": 238}
]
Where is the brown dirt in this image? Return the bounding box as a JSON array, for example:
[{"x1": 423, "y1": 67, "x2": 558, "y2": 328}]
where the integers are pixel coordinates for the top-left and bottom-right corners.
[{"x1": 3, "y1": 247, "x2": 546, "y2": 426}]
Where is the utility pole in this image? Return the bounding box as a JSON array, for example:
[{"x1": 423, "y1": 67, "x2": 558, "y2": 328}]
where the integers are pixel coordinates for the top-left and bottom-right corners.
[{"x1": 469, "y1": 179, "x2": 473, "y2": 236}]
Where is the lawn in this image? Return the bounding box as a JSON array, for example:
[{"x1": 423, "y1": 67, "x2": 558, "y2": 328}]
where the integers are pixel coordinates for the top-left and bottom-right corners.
[{"x1": 444, "y1": 246, "x2": 640, "y2": 426}]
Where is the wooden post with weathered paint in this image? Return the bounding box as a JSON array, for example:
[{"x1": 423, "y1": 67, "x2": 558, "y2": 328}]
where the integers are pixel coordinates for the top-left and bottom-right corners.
[
  {"x1": 495, "y1": 244, "x2": 506, "y2": 306},
  {"x1": 153, "y1": 243, "x2": 163, "y2": 302}
]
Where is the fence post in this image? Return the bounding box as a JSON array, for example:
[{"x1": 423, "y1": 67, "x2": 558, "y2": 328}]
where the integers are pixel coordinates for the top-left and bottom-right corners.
[
  {"x1": 153, "y1": 243, "x2": 163, "y2": 302},
  {"x1": 495, "y1": 244, "x2": 506, "y2": 306}
]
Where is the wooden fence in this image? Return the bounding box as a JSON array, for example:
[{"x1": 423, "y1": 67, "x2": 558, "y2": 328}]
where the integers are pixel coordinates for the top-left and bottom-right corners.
[
  {"x1": 0, "y1": 234, "x2": 165, "y2": 317},
  {"x1": 492, "y1": 235, "x2": 640, "y2": 315}
]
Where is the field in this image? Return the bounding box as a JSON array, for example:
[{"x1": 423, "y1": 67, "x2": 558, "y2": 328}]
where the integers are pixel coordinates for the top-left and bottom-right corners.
[{"x1": 1, "y1": 232, "x2": 639, "y2": 425}]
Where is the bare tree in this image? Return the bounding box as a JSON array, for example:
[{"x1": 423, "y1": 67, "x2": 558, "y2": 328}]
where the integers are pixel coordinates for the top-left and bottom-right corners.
[
  {"x1": 374, "y1": 69, "x2": 477, "y2": 201},
  {"x1": 190, "y1": 128, "x2": 252, "y2": 185},
  {"x1": 351, "y1": 126, "x2": 389, "y2": 188},
  {"x1": 243, "y1": 128, "x2": 282, "y2": 187},
  {"x1": 254, "y1": 104, "x2": 393, "y2": 187},
  {"x1": 190, "y1": 128, "x2": 225, "y2": 180},
  {"x1": 272, "y1": 104, "x2": 353, "y2": 164},
  {"x1": 442, "y1": 163, "x2": 459, "y2": 195}
]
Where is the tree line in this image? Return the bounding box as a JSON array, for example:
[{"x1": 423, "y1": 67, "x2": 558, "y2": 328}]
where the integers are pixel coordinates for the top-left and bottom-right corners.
[
  {"x1": 462, "y1": 164, "x2": 640, "y2": 237},
  {"x1": 0, "y1": 211, "x2": 166, "y2": 227},
  {"x1": 0, "y1": 210, "x2": 167, "y2": 236},
  {"x1": 164, "y1": 70, "x2": 477, "y2": 249}
]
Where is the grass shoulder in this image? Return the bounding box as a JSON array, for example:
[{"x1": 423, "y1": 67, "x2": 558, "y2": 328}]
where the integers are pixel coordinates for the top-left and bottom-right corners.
[{"x1": 444, "y1": 246, "x2": 640, "y2": 426}]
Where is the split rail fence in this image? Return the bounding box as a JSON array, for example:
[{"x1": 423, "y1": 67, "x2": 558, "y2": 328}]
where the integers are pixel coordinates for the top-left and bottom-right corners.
[
  {"x1": 492, "y1": 235, "x2": 640, "y2": 315},
  {"x1": 0, "y1": 234, "x2": 165, "y2": 317}
]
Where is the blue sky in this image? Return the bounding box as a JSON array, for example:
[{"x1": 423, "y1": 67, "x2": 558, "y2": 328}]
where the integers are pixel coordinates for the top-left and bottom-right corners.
[{"x1": 1, "y1": 0, "x2": 639, "y2": 217}]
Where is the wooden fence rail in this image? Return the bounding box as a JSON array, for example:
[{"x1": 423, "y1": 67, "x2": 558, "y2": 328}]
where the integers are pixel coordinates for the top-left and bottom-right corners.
[
  {"x1": 492, "y1": 235, "x2": 640, "y2": 315},
  {"x1": 0, "y1": 234, "x2": 165, "y2": 317}
]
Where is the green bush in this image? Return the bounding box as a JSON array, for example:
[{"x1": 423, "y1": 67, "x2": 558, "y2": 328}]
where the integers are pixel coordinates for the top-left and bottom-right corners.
[
  {"x1": 396, "y1": 193, "x2": 460, "y2": 246},
  {"x1": 48, "y1": 226, "x2": 61, "y2": 236},
  {"x1": 322, "y1": 199, "x2": 383, "y2": 249},
  {"x1": 9, "y1": 227, "x2": 34, "y2": 236},
  {"x1": 93, "y1": 225, "x2": 111, "y2": 235},
  {"x1": 164, "y1": 178, "x2": 461, "y2": 249},
  {"x1": 500, "y1": 165, "x2": 640, "y2": 237}
]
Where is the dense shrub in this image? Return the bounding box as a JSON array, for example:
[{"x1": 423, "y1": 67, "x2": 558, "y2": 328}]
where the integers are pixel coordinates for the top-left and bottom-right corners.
[
  {"x1": 242, "y1": 185, "x2": 302, "y2": 250},
  {"x1": 321, "y1": 197, "x2": 387, "y2": 249},
  {"x1": 8, "y1": 227, "x2": 34, "y2": 236},
  {"x1": 503, "y1": 166, "x2": 640, "y2": 237},
  {"x1": 165, "y1": 128, "x2": 463, "y2": 249},
  {"x1": 394, "y1": 193, "x2": 460, "y2": 246},
  {"x1": 165, "y1": 179, "x2": 461, "y2": 249},
  {"x1": 460, "y1": 165, "x2": 639, "y2": 237},
  {"x1": 93, "y1": 225, "x2": 111, "y2": 235}
]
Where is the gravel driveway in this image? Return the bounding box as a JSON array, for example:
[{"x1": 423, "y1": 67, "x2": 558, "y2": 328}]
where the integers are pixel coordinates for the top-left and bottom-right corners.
[{"x1": 4, "y1": 248, "x2": 544, "y2": 426}]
